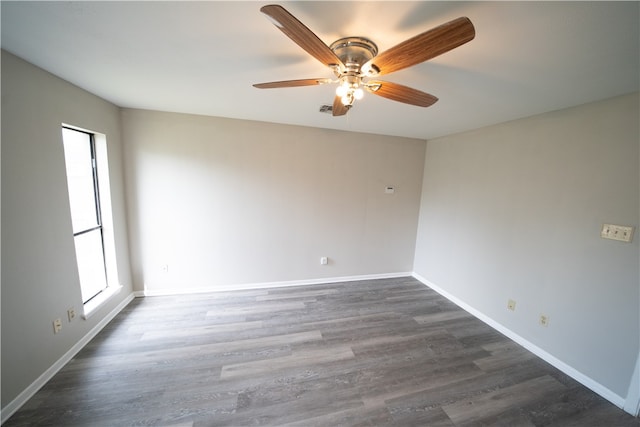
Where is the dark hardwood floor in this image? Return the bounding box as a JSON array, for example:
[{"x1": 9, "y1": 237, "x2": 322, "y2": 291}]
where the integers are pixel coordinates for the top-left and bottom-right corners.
[{"x1": 5, "y1": 277, "x2": 639, "y2": 426}]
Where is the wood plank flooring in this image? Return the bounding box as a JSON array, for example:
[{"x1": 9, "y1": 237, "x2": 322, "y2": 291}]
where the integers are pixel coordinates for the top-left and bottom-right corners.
[{"x1": 5, "y1": 277, "x2": 639, "y2": 426}]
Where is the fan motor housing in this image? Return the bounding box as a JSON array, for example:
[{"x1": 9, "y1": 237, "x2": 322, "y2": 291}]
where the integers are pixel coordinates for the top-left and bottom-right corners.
[{"x1": 330, "y1": 37, "x2": 378, "y2": 73}]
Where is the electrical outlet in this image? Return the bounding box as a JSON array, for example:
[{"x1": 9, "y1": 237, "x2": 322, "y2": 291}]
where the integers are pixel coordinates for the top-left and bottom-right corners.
[
  {"x1": 539, "y1": 314, "x2": 549, "y2": 327},
  {"x1": 53, "y1": 318, "x2": 62, "y2": 334},
  {"x1": 507, "y1": 299, "x2": 516, "y2": 311},
  {"x1": 67, "y1": 308, "x2": 76, "y2": 322}
]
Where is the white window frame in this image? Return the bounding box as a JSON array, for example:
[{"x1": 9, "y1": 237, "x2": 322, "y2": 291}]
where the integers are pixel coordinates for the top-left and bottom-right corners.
[{"x1": 62, "y1": 124, "x2": 121, "y2": 318}]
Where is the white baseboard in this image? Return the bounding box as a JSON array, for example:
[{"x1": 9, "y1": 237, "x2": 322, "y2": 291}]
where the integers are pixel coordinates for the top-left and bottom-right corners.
[
  {"x1": 138, "y1": 272, "x2": 413, "y2": 297},
  {"x1": 1, "y1": 292, "x2": 135, "y2": 424},
  {"x1": 411, "y1": 273, "x2": 628, "y2": 413}
]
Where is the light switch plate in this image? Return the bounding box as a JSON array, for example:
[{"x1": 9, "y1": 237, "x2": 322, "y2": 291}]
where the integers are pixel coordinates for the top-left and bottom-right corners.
[{"x1": 601, "y1": 224, "x2": 634, "y2": 242}]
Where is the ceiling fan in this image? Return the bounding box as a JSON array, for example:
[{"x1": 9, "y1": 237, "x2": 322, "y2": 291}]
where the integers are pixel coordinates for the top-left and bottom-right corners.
[{"x1": 253, "y1": 4, "x2": 475, "y2": 116}]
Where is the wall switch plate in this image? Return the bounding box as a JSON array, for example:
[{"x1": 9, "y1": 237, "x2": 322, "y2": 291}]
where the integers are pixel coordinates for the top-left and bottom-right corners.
[
  {"x1": 67, "y1": 308, "x2": 76, "y2": 322},
  {"x1": 601, "y1": 224, "x2": 634, "y2": 242},
  {"x1": 320, "y1": 257, "x2": 328, "y2": 265},
  {"x1": 53, "y1": 318, "x2": 62, "y2": 334},
  {"x1": 507, "y1": 299, "x2": 516, "y2": 311}
]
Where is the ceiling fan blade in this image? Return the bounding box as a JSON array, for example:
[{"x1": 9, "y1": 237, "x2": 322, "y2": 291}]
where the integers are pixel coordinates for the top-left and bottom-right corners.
[
  {"x1": 332, "y1": 95, "x2": 350, "y2": 116},
  {"x1": 366, "y1": 81, "x2": 438, "y2": 107},
  {"x1": 253, "y1": 78, "x2": 332, "y2": 89},
  {"x1": 260, "y1": 5, "x2": 344, "y2": 69},
  {"x1": 363, "y1": 17, "x2": 475, "y2": 76}
]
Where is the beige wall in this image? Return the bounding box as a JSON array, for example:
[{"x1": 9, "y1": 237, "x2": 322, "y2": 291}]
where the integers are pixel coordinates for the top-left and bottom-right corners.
[
  {"x1": 1, "y1": 51, "x2": 134, "y2": 408},
  {"x1": 121, "y1": 109, "x2": 426, "y2": 293},
  {"x1": 414, "y1": 93, "x2": 639, "y2": 402}
]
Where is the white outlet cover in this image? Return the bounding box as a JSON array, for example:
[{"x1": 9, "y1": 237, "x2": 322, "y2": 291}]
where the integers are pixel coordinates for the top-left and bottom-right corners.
[
  {"x1": 539, "y1": 315, "x2": 549, "y2": 327},
  {"x1": 53, "y1": 318, "x2": 62, "y2": 334}
]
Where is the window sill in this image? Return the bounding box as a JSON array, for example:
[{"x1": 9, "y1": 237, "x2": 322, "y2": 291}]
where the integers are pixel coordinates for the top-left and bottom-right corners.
[{"x1": 82, "y1": 285, "x2": 123, "y2": 320}]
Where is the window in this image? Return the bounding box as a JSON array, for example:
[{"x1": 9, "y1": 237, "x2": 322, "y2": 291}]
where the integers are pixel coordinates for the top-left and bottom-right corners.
[{"x1": 62, "y1": 126, "x2": 115, "y2": 306}]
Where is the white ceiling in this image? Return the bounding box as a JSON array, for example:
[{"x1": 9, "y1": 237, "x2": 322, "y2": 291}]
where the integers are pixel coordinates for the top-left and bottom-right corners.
[{"x1": 2, "y1": 1, "x2": 638, "y2": 140}]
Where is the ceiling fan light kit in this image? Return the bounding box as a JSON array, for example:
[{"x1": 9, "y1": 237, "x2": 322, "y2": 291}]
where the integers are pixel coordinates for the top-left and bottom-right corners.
[{"x1": 253, "y1": 4, "x2": 475, "y2": 116}]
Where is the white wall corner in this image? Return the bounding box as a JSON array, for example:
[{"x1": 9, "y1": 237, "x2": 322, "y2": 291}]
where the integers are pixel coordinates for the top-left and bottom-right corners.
[
  {"x1": 623, "y1": 352, "x2": 640, "y2": 416},
  {"x1": 1, "y1": 292, "x2": 136, "y2": 424},
  {"x1": 411, "y1": 272, "x2": 629, "y2": 413}
]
